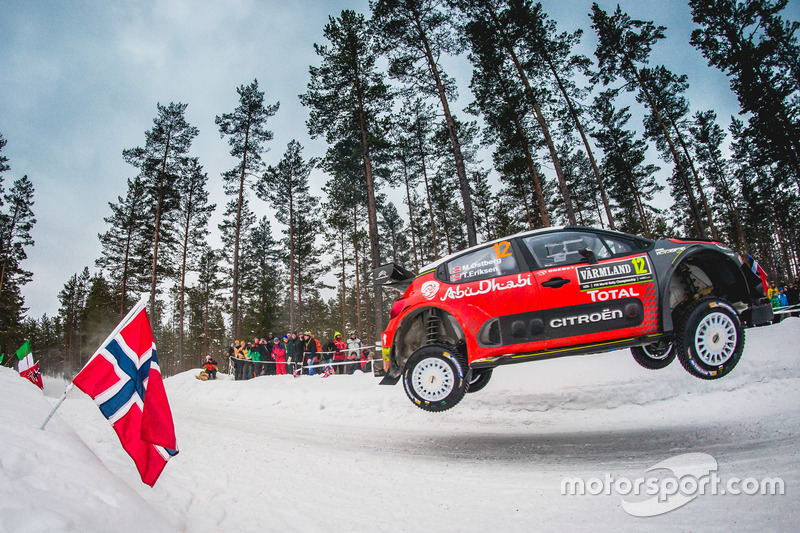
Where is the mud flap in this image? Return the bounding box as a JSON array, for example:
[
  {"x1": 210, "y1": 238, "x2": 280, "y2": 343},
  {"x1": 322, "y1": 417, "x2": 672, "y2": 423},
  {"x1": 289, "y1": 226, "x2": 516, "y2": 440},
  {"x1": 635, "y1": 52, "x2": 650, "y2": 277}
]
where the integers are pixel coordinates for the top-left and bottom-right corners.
[{"x1": 379, "y1": 373, "x2": 401, "y2": 386}]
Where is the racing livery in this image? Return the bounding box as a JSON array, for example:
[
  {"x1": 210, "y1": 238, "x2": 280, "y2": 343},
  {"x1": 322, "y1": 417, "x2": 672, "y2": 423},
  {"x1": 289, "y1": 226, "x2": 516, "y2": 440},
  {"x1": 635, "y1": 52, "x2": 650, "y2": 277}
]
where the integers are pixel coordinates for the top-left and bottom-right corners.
[{"x1": 373, "y1": 226, "x2": 773, "y2": 412}]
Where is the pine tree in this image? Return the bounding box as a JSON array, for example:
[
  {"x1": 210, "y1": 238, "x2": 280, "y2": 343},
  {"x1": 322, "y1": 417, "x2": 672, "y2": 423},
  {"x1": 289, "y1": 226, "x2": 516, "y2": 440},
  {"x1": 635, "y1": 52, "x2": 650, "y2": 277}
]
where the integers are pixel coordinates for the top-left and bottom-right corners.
[
  {"x1": 123, "y1": 102, "x2": 199, "y2": 314},
  {"x1": 96, "y1": 175, "x2": 151, "y2": 317},
  {"x1": 690, "y1": 0, "x2": 800, "y2": 188},
  {"x1": 174, "y1": 157, "x2": 214, "y2": 360},
  {"x1": 240, "y1": 216, "x2": 283, "y2": 339},
  {"x1": 464, "y1": 20, "x2": 551, "y2": 227},
  {"x1": 301, "y1": 9, "x2": 392, "y2": 341},
  {"x1": 371, "y1": 0, "x2": 480, "y2": 245},
  {"x1": 216, "y1": 80, "x2": 279, "y2": 339},
  {"x1": 218, "y1": 197, "x2": 256, "y2": 337},
  {"x1": 637, "y1": 65, "x2": 718, "y2": 239},
  {"x1": 689, "y1": 110, "x2": 747, "y2": 251},
  {"x1": 58, "y1": 267, "x2": 90, "y2": 373},
  {"x1": 0, "y1": 175, "x2": 35, "y2": 301},
  {"x1": 590, "y1": 93, "x2": 662, "y2": 237},
  {"x1": 454, "y1": 0, "x2": 576, "y2": 224},
  {"x1": 590, "y1": 3, "x2": 708, "y2": 238},
  {"x1": 258, "y1": 140, "x2": 316, "y2": 331}
]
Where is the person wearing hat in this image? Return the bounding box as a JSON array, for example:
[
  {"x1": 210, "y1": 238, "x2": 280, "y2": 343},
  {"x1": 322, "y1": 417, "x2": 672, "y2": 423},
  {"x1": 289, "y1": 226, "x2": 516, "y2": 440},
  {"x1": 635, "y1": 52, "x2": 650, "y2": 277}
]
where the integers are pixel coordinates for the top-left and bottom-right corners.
[
  {"x1": 346, "y1": 332, "x2": 363, "y2": 375},
  {"x1": 332, "y1": 332, "x2": 347, "y2": 374},
  {"x1": 302, "y1": 331, "x2": 319, "y2": 375},
  {"x1": 203, "y1": 354, "x2": 218, "y2": 380}
]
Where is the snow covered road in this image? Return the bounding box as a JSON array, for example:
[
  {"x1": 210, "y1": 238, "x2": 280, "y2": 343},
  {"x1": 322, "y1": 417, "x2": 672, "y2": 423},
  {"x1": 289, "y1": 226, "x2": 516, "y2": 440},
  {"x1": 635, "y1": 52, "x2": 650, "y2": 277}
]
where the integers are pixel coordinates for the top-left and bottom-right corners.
[{"x1": 4, "y1": 318, "x2": 799, "y2": 532}]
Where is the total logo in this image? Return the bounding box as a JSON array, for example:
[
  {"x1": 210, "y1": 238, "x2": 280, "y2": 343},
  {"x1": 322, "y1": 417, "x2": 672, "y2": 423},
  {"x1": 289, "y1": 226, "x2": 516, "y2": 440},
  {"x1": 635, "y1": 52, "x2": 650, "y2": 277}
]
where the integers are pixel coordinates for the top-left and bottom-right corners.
[
  {"x1": 586, "y1": 287, "x2": 639, "y2": 302},
  {"x1": 421, "y1": 280, "x2": 440, "y2": 300}
]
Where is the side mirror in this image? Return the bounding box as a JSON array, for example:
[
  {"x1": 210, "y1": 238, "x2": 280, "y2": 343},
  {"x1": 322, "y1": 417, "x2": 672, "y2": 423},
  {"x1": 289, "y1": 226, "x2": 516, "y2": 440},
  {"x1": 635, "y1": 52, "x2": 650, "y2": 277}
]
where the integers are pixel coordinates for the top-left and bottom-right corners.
[{"x1": 578, "y1": 247, "x2": 598, "y2": 264}]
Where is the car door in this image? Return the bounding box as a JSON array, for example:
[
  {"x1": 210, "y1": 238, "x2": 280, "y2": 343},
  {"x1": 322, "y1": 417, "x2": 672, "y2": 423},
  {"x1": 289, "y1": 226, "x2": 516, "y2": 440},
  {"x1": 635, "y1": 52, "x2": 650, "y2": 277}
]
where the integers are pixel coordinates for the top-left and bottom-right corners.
[
  {"x1": 518, "y1": 230, "x2": 659, "y2": 351},
  {"x1": 437, "y1": 239, "x2": 547, "y2": 356}
]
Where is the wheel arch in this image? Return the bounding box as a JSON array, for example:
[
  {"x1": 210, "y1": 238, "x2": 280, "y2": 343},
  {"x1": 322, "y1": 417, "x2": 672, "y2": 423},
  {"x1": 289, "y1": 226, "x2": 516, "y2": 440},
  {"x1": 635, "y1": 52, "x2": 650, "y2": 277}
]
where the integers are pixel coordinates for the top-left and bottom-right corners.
[
  {"x1": 659, "y1": 247, "x2": 750, "y2": 333},
  {"x1": 388, "y1": 306, "x2": 467, "y2": 377}
]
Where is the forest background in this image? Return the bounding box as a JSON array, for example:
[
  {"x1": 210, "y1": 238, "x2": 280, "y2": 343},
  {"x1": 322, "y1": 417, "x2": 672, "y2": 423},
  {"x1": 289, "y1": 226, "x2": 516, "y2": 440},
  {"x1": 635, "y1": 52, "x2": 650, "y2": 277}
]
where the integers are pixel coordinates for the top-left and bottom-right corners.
[{"x1": 1, "y1": 0, "x2": 798, "y2": 377}]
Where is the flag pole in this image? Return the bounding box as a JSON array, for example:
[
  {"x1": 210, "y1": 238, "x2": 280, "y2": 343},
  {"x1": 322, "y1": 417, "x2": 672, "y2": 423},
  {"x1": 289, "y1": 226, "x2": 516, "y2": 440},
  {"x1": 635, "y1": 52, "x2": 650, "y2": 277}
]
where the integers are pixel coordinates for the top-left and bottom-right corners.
[
  {"x1": 39, "y1": 294, "x2": 150, "y2": 431},
  {"x1": 39, "y1": 383, "x2": 73, "y2": 430}
]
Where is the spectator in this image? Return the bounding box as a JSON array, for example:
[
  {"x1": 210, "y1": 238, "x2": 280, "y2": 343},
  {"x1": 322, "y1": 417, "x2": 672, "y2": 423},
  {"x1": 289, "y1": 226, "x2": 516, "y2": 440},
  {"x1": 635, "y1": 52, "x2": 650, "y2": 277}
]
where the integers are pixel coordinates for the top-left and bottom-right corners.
[
  {"x1": 768, "y1": 281, "x2": 778, "y2": 299},
  {"x1": 231, "y1": 341, "x2": 244, "y2": 381},
  {"x1": 243, "y1": 341, "x2": 254, "y2": 380},
  {"x1": 346, "y1": 332, "x2": 363, "y2": 375},
  {"x1": 250, "y1": 337, "x2": 263, "y2": 377},
  {"x1": 272, "y1": 337, "x2": 287, "y2": 375},
  {"x1": 261, "y1": 337, "x2": 276, "y2": 376},
  {"x1": 332, "y1": 332, "x2": 347, "y2": 374},
  {"x1": 203, "y1": 355, "x2": 218, "y2": 380},
  {"x1": 303, "y1": 331, "x2": 319, "y2": 375},
  {"x1": 322, "y1": 336, "x2": 337, "y2": 370},
  {"x1": 778, "y1": 287, "x2": 789, "y2": 308},
  {"x1": 291, "y1": 332, "x2": 304, "y2": 374}
]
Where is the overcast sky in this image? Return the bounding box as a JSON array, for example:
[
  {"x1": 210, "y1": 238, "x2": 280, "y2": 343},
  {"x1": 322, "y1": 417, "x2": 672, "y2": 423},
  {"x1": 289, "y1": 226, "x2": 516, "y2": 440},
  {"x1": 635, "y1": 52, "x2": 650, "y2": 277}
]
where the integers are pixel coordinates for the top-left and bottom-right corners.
[{"x1": 1, "y1": 0, "x2": 797, "y2": 319}]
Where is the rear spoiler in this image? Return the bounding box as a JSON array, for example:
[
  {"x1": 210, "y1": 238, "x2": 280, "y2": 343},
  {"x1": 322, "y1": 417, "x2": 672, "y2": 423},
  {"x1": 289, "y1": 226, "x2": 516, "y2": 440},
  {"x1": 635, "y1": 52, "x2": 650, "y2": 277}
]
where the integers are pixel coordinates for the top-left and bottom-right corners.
[{"x1": 373, "y1": 263, "x2": 416, "y2": 292}]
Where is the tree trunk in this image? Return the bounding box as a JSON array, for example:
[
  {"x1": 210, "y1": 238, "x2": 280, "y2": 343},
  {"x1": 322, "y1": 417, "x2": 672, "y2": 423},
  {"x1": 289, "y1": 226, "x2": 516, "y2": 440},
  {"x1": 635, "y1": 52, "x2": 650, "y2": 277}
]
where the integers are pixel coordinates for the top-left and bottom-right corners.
[
  {"x1": 150, "y1": 127, "x2": 173, "y2": 317},
  {"x1": 353, "y1": 51, "x2": 384, "y2": 343},
  {"x1": 543, "y1": 53, "x2": 615, "y2": 229},
  {"x1": 413, "y1": 12, "x2": 478, "y2": 246},
  {"x1": 402, "y1": 159, "x2": 420, "y2": 272},
  {"x1": 484, "y1": 6, "x2": 576, "y2": 224},
  {"x1": 232, "y1": 127, "x2": 250, "y2": 339},
  {"x1": 628, "y1": 60, "x2": 707, "y2": 238}
]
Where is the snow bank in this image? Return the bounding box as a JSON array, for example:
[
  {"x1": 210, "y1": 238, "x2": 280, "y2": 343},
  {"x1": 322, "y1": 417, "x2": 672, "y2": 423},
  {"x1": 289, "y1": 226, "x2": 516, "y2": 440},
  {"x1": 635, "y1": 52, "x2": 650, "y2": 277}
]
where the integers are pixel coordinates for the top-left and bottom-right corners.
[
  {"x1": 2, "y1": 318, "x2": 798, "y2": 532},
  {"x1": 0, "y1": 366, "x2": 172, "y2": 533}
]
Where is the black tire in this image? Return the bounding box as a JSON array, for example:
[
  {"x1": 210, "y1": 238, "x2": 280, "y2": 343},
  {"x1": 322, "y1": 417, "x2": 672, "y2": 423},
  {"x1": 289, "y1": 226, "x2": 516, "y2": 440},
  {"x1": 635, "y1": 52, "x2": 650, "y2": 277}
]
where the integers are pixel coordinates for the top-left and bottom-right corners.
[
  {"x1": 402, "y1": 345, "x2": 468, "y2": 412},
  {"x1": 676, "y1": 297, "x2": 745, "y2": 380},
  {"x1": 630, "y1": 341, "x2": 676, "y2": 370},
  {"x1": 466, "y1": 368, "x2": 493, "y2": 393}
]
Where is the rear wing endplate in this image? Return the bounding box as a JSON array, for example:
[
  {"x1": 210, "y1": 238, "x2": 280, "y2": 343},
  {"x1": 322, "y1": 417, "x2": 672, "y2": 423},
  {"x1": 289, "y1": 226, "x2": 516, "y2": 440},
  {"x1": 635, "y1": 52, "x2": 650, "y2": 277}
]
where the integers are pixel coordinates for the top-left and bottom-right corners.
[{"x1": 373, "y1": 263, "x2": 416, "y2": 292}]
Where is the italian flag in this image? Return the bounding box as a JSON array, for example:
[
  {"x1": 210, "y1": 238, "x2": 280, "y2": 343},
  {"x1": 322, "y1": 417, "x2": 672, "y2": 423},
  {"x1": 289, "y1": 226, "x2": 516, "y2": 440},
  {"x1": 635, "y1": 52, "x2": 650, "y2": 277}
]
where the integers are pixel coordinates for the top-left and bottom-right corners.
[
  {"x1": 17, "y1": 341, "x2": 43, "y2": 390},
  {"x1": 16, "y1": 340, "x2": 31, "y2": 360}
]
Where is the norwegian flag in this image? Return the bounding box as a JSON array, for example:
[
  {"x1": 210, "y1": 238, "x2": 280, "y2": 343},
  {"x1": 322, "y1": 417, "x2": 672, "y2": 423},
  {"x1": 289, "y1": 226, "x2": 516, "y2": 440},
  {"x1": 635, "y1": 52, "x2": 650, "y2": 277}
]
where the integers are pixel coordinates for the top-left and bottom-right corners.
[
  {"x1": 72, "y1": 298, "x2": 177, "y2": 486},
  {"x1": 323, "y1": 365, "x2": 334, "y2": 378},
  {"x1": 292, "y1": 365, "x2": 301, "y2": 378}
]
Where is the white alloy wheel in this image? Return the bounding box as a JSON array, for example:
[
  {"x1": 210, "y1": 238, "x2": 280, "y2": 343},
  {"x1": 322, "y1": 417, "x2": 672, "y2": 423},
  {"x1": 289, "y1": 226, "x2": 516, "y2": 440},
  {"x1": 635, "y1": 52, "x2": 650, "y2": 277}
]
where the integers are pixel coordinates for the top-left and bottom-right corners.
[
  {"x1": 694, "y1": 312, "x2": 738, "y2": 366},
  {"x1": 412, "y1": 357, "x2": 455, "y2": 402}
]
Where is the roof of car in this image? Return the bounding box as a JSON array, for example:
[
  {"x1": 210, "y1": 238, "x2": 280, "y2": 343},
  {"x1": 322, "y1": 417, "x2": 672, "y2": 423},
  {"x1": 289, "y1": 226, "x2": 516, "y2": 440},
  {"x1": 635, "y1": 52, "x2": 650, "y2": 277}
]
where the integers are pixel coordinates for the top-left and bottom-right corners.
[
  {"x1": 417, "y1": 226, "x2": 565, "y2": 275},
  {"x1": 415, "y1": 225, "x2": 653, "y2": 277}
]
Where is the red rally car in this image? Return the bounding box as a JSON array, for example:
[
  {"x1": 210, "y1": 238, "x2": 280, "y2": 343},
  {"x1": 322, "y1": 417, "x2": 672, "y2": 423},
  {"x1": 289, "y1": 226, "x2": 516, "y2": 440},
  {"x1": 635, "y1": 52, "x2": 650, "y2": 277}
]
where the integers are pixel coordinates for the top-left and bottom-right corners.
[{"x1": 373, "y1": 226, "x2": 773, "y2": 412}]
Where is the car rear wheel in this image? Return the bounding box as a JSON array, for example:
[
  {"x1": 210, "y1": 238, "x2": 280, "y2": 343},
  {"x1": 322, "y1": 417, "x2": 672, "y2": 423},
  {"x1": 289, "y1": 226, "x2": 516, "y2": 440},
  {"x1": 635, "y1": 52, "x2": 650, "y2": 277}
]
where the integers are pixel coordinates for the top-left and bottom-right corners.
[
  {"x1": 630, "y1": 341, "x2": 675, "y2": 370},
  {"x1": 403, "y1": 345, "x2": 468, "y2": 412},
  {"x1": 466, "y1": 368, "x2": 493, "y2": 393},
  {"x1": 676, "y1": 297, "x2": 745, "y2": 380}
]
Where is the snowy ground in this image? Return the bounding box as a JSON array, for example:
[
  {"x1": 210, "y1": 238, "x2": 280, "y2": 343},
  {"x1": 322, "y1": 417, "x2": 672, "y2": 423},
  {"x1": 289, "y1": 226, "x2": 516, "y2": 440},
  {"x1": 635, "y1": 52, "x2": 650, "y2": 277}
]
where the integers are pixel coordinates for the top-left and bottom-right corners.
[{"x1": 2, "y1": 318, "x2": 799, "y2": 532}]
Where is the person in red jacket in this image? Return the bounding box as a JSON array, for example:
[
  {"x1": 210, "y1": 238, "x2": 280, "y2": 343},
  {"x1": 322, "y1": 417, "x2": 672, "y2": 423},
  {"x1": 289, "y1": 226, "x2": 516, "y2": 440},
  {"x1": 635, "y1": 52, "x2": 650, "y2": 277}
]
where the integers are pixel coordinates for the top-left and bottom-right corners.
[
  {"x1": 272, "y1": 337, "x2": 287, "y2": 375},
  {"x1": 332, "y1": 332, "x2": 347, "y2": 374},
  {"x1": 203, "y1": 355, "x2": 218, "y2": 380}
]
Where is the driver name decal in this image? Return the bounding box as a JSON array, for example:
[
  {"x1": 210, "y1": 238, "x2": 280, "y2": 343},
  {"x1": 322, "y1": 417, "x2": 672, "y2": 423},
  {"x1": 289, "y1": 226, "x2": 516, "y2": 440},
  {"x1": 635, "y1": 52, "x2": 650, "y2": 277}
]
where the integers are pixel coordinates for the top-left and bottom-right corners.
[{"x1": 577, "y1": 256, "x2": 653, "y2": 290}]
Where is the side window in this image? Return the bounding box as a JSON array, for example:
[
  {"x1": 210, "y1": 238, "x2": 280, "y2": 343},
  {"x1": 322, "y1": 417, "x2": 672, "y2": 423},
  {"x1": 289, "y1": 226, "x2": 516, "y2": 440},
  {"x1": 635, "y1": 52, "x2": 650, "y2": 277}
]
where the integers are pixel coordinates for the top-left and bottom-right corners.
[
  {"x1": 446, "y1": 240, "x2": 519, "y2": 283},
  {"x1": 522, "y1": 232, "x2": 611, "y2": 268},
  {"x1": 600, "y1": 235, "x2": 637, "y2": 256}
]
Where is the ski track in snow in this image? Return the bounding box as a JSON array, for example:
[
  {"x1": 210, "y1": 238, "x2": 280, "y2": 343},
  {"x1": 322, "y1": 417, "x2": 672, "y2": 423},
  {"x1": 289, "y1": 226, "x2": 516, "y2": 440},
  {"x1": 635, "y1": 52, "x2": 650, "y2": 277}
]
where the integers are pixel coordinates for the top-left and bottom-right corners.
[{"x1": 4, "y1": 318, "x2": 800, "y2": 532}]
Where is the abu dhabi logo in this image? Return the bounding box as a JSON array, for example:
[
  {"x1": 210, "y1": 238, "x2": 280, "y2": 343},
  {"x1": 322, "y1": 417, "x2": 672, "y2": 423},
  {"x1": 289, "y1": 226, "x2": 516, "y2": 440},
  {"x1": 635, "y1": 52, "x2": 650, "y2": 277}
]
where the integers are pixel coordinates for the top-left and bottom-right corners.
[
  {"x1": 561, "y1": 452, "x2": 785, "y2": 517},
  {"x1": 421, "y1": 280, "x2": 440, "y2": 300}
]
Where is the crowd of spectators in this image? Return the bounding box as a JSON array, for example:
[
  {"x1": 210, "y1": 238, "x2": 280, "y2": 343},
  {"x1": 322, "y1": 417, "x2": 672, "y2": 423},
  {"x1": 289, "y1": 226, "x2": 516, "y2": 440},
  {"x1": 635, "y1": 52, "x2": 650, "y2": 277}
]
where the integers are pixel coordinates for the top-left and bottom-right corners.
[
  {"x1": 768, "y1": 277, "x2": 799, "y2": 323},
  {"x1": 224, "y1": 331, "x2": 373, "y2": 380}
]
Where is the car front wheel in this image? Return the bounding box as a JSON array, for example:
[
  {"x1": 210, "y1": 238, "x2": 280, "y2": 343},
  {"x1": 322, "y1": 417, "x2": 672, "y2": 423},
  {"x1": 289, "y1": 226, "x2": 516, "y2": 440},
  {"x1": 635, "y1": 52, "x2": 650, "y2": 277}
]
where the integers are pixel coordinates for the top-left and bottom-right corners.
[
  {"x1": 403, "y1": 345, "x2": 468, "y2": 412},
  {"x1": 676, "y1": 297, "x2": 745, "y2": 380}
]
